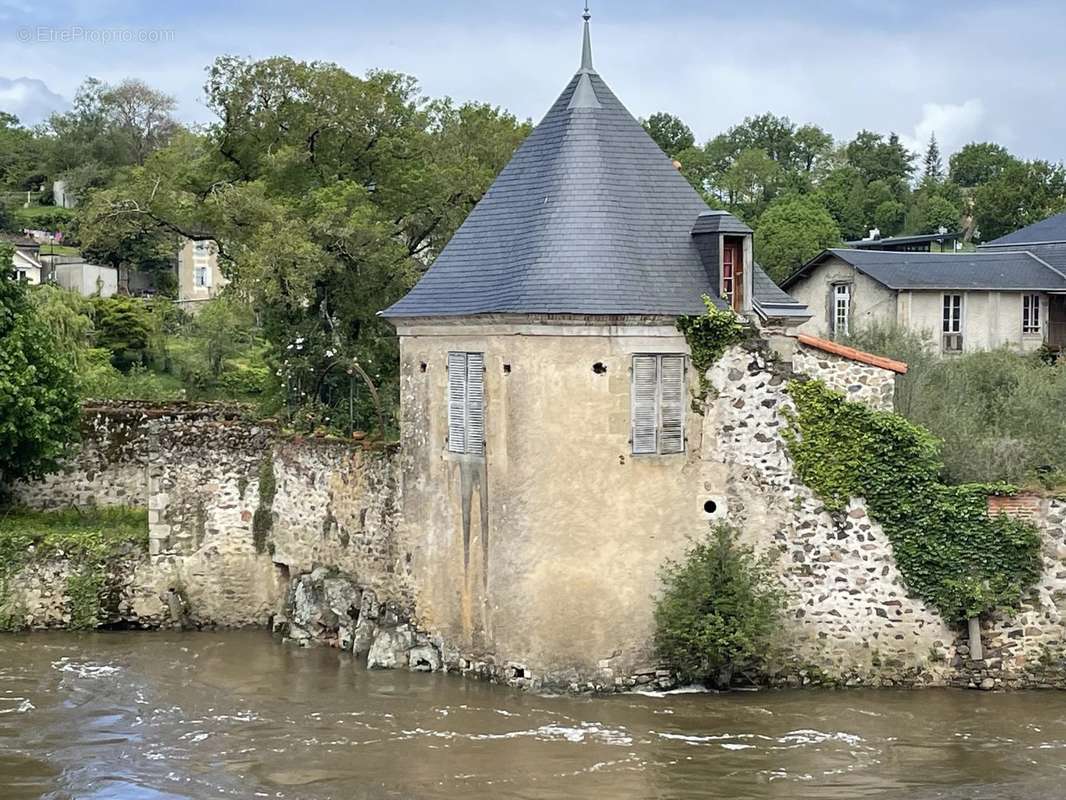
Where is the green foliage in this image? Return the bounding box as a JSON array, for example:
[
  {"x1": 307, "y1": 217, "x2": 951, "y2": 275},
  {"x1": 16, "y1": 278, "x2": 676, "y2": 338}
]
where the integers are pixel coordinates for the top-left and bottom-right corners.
[
  {"x1": 190, "y1": 296, "x2": 254, "y2": 377},
  {"x1": 840, "y1": 322, "x2": 936, "y2": 418},
  {"x1": 842, "y1": 327, "x2": 1066, "y2": 486},
  {"x1": 905, "y1": 349, "x2": 1066, "y2": 486},
  {"x1": 783, "y1": 379, "x2": 1042, "y2": 621},
  {"x1": 754, "y1": 193, "x2": 841, "y2": 281},
  {"x1": 642, "y1": 112, "x2": 695, "y2": 158},
  {"x1": 0, "y1": 250, "x2": 81, "y2": 489},
  {"x1": 0, "y1": 506, "x2": 148, "y2": 630},
  {"x1": 676, "y1": 296, "x2": 746, "y2": 400},
  {"x1": 972, "y1": 159, "x2": 1066, "y2": 241},
  {"x1": 906, "y1": 191, "x2": 961, "y2": 234},
  {"x1": 654, "y1": 523, "x2": 785, "y2": 688},
  {"x1": 91, "y1": 295, "x2": 154, "y2": 371},
  {"x1": 949, "y1": 142, "x2": 1017, "y2": 188}
]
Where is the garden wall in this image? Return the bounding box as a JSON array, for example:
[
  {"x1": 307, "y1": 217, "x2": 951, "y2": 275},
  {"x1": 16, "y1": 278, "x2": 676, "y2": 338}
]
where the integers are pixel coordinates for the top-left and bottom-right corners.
[{"x1": 7, "y1": 376, "x2": 1065, "y2": 690}]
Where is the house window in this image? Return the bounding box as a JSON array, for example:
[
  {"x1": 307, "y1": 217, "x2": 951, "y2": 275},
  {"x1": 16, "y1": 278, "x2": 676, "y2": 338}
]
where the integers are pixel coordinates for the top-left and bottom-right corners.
[
  {"x1": 1023, "y1": 294, "x2": 1041, "y2": 335},
  {"x1": 721, "y1": 240, "x2": 743, "y2": 309},
  {"x1": 15, "y1": 269, "x2": 27, "y2": 281},
  {"x1": 194, "y1": 265, "x2": 209, "y2": 288},
  {"x1": 942, "y1": 294, "x2": 963, "y2": 352},
  {"x1": 447, "y1": 352, "x2": 485, "y2": 456},
  {"x1": 631, "y1": 354, "x2": 686, "y2": 455},
  {"x1": 831, "y1": 283, "x2": 851, "y2": 336}
]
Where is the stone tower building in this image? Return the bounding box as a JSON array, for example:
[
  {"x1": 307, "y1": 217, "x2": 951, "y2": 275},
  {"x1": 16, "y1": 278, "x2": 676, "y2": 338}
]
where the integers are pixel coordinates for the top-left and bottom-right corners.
[{"x1": 381, "y1": 12, "x2": 810, "y2": 684}]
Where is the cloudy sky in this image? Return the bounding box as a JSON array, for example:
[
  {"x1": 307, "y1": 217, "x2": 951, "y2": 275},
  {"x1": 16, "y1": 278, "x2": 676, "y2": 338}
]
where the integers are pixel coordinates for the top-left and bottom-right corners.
[{"x1": 0, "y1": 0, "x2": 1062, "y2": 162}]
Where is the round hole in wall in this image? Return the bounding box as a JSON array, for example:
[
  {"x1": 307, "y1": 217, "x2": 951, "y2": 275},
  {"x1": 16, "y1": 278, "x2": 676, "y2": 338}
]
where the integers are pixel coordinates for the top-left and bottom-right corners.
[
  {"x1": 703, "y1": 499, "x2": 718, "y2": 515},
  {"x1": 419, "y1": 362, "x2": 427, "y2": 373},
  {"x1": 592, "y1": 362, "x2": 607, "y2": 374}
]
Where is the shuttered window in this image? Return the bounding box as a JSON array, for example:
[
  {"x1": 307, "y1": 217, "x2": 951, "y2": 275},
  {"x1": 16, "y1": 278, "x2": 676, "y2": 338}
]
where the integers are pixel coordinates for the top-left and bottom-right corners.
[
  {"x1": 447, "y1": 352, "x2": 485, "y2": 456},
  {"x1": 631, "y1": 354, "x2": 686, "y2": 455}
]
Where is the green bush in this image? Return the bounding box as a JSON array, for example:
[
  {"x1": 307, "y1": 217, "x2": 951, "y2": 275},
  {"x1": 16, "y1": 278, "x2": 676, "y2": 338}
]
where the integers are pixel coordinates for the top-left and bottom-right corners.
[
  {"x1": 0, "y1": 248, "x2": 81, "y2": 490},
  {"x1": 92, "y1": 295, "x2": 153, "y2": 371},
  {"x1": 784, "y1": 378, "x2": 1042, "y2": 621},
  {"x1": 0, "y1": 506, "x2": 148, "y2": 630},
  {"x1": 654, "y1": 523, "x2": 785, "y2": 688},
  {"x1": 842, "y1": 325, "x2": 1066, "y2": 486}
]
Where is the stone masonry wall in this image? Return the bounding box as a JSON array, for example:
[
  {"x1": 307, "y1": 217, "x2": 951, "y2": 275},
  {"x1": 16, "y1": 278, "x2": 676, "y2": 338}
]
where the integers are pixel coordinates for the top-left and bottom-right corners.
[
  {"x1": 792, "y1": 342, "x2": 896, "y2": 411},
  {"x1": 10, "y1": 384, "x2": 1066, "y2": 691},
  {"x1": 702, "y1": 346, "x2": 956, "y2": 687}
]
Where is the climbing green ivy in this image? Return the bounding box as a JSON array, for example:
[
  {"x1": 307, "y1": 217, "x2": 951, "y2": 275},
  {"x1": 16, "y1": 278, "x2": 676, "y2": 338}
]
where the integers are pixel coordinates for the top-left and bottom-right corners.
[
  {"x1": 252, "y1": 452, "x2": 277, "y2": 554},
  {"x1": 676, "y1": 295, "x2": 747, "y2": 401},
  {"x1": 0, "y1": 507, "x2": 148, "y2": 629},
  {"x1": 783, "y1": 379, "x2": 1042, "y2": 622}
]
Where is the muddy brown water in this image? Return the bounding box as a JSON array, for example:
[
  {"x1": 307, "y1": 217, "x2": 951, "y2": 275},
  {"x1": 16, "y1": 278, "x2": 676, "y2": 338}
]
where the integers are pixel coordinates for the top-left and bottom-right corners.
[{"x1": 2, "y1": 632, "x2": 1065, "y2": 800}]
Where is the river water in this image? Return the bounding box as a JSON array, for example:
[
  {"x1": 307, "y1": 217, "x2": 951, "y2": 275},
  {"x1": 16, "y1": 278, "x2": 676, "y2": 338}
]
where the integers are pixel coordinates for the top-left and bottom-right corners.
[{"x1": 2, "y1": 632, "x2": 1065, "y2": 800}]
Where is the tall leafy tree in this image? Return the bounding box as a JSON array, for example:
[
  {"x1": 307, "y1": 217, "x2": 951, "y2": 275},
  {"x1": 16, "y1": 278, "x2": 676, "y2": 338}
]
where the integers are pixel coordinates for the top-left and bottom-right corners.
[
  {"x1": 949, "y1": 142, "x2": 1017, "y2": 188},
  {"x1": 0, "y1": 244, "x2": 81, "y2": 490},
  {"x1": 754, "y1": 194, "x2": 841, "y2": 281},
  {"x1": 642, "y1": 112, "x2": 695, "y2": 158},
  {"x1": 87, "y1": 57, "x2": 530, "y2": 430},
  {"x1": 972, "y1": 159, "x2": 1066, "y2": 241}
]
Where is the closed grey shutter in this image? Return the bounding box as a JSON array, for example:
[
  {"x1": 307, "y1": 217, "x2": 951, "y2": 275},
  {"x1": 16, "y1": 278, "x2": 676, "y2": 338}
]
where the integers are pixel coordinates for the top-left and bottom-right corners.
[
  {"x1": 631, "y1": 355, "x2": 659, "y2": 454},
  {"x1": 447, "y1": 352, "x2": 467, "y2": 454},
  {"x1": 659, "y1": 355, "x2": 686, "y2": 454},
  {"x1": 466, "y1": 353, "x2": 485, "y2": 455}
]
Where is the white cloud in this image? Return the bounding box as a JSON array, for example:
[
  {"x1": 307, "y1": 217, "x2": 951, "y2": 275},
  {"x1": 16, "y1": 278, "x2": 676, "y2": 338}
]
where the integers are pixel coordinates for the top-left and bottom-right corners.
[
  {"x1": 0, "y1": 76, "x2": 67, "y2": 124},
  {"x1": 899, "y1": 100, "x2": 986, "y2": 158}
]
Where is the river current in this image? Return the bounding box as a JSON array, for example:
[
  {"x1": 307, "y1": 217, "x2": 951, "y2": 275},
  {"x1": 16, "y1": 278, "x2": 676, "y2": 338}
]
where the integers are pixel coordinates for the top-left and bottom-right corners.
[{"x1": 2, "y1": 631, "x2": 1065, "y2": 799}]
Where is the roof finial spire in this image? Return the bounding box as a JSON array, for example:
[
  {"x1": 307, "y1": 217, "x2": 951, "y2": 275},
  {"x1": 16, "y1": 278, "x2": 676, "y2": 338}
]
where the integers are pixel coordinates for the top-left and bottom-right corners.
[{"x1": 580, "y1": 2, "x2": 594, "y2": 73}]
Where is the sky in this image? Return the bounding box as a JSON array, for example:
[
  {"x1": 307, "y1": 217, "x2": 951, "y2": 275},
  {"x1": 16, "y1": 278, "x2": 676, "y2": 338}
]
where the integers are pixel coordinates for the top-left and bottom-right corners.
[{"x1": 0, "y1": 0, "x2": 1063, "y2": 162}]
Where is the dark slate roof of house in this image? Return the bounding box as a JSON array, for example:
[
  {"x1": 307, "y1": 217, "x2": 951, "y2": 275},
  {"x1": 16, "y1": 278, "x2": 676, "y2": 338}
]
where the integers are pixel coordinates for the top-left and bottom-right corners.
[
  {"x1": 844, "y1": 231, "x2": 962, "y2": 249},
  {"x1": 983, "y1": 212, "x2": 1066, "y2": 247},
  {"x1": 782, "y1": 248, "x2": 1066, "y2": 291},
  {"x1": 692, "y1": 210, "x2": 753, "y2": 236},
  {"x1": 381, "y1": 18, "x2": 807, "y2": 321}
]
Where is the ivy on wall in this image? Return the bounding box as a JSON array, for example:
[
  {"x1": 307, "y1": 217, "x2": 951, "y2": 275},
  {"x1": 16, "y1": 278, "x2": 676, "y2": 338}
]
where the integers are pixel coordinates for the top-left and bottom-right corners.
[
  {"x1": 676, "y1": 296, "x2": 748, "y2": 401},
  {"x1": 783, "y1": 379, "x2": 1042, "y2": 622},
  {"x1": 0, "y1": 507, "x2": 148, "y2": 630}
]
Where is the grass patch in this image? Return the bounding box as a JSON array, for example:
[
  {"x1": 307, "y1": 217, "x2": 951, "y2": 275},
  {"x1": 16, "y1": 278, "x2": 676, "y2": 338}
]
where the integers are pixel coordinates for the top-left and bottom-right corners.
[{"x1": 0, "y1": 506, "x2": 149, "y2": 630}]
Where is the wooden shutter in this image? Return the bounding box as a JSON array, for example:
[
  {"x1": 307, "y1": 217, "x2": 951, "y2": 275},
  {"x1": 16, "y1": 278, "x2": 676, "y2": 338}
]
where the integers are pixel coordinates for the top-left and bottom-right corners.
[
  {"x1": 659, "y1": 355, "x2": 686, "y2": 454},
  {"x1": 447, "y1": 352, "x2": 467, "y2": 454},
  {"x1": 631, "y1": 355, "x2": 659, "y2": 454},
  {"x1": 466, "y1": 353, "x2": 485, "y2": 455}
]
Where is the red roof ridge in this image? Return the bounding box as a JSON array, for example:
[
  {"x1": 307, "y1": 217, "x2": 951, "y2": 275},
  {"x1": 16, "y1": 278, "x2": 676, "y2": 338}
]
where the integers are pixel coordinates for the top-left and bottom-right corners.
[{"x1": 797, "y1": 334, "x2": 908, "y2": 375}]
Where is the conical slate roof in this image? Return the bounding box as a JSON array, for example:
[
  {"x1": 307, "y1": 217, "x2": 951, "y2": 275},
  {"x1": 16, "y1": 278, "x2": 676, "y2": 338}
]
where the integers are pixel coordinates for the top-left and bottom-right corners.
[{"x1": 383, "y1": 18, "x2": 800, "y2": 319}]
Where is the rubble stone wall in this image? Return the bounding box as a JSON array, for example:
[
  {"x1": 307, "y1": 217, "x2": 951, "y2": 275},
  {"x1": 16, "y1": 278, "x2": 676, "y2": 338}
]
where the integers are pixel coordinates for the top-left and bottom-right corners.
[{"x1": 9, "y1": 378, "x2": 1066, "y2": 691}]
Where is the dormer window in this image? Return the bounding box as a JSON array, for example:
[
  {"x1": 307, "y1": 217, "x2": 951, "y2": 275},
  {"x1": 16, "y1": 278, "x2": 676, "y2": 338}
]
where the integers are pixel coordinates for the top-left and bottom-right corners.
[{"x1": 722, "y1": 236, "x2": 746, "y2": 312}]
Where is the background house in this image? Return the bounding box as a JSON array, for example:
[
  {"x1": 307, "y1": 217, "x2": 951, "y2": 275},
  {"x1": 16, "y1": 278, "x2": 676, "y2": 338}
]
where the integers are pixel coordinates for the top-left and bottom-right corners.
[
  {"x1": 54, "y1": 261, "x2": 118, "y2": 297},
  {"x1": 2, "y1": 235, "x2": 44, "y2": 284},
  {"x1": 980, "y1": 211, "x2": 1066, "y2": 350},
  {"x1": 176, "y1": 238, "x2": 228, "y2": 312},
  {"x1": 781, "y1": 248, "x2": 1066, "y2": 353},
  {"x1": 846, "y1": 229, "x2": 963, "y2": 253}
]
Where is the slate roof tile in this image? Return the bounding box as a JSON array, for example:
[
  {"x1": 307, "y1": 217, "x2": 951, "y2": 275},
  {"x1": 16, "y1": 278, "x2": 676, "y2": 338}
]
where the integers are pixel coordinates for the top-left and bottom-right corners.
[{"x1": 382, "y1": 22, "x2": 806, "y2": 320}]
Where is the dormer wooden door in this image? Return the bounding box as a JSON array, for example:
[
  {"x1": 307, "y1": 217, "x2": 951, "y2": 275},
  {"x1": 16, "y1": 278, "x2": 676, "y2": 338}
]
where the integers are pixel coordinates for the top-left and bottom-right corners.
[{"x1": 722, "y1": 238, "x2": 744, "y2": 312}]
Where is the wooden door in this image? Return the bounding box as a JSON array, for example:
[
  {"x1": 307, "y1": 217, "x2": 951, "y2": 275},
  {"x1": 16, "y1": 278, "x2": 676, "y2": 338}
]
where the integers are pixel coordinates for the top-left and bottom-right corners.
[
  {"x1": 722, "y1": 240, "x2": 743, "y2": 311},
  {"x1": 1049, "y1": 295, "x2": 1066, "y2": 351}
]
